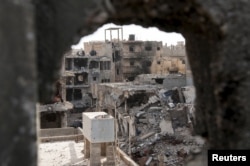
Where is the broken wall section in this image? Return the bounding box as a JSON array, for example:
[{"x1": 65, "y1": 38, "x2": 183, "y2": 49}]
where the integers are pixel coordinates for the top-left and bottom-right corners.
[{"x1": 94, "y1": 82, "x2": 200, "y2": 165}]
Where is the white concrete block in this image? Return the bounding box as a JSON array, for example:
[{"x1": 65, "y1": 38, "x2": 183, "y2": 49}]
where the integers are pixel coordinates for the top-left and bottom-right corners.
[{"x1": 82, "y1": 112, "x2": 114, "y2": 143}]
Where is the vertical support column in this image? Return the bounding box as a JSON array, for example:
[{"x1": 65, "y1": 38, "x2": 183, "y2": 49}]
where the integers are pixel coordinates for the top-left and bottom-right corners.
[
  {"x1": 117, "y1": 29, "x2": 119, "y2": 42},
  {"x1": 101, "y1": 143, "x2": 106, "y2": 156},
  {"x1": 84, "y1": 138, "x2": 90, "y2": 158},
  {"x1": 89, "y1": 143, "x2": 101, "y2": 166},
  {"x1": 71, "y1": 59, "x2": 74, "y2": 71},
  {"x1": 105, "y1": 143, "x2": 115, "y2": 166},
  {"x1": 60, "y1": 112, "x2": 67, "y2": 128}
]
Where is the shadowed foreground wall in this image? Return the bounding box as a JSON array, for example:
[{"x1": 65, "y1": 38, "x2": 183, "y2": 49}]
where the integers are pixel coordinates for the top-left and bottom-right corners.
[
  {"x1": 1, "y1": 0, "x2": 250, "y2": 165},
  {"x1": 0, "y1": 0, "x2": 37, "y2": 165}
]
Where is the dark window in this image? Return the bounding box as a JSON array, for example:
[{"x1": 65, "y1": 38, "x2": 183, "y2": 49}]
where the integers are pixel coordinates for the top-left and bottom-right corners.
[
  {"x1": 115, "y1": 50, "x2": 120, "y2": 56},
  {"x1": 145, "y1": 61, "x2": 152, "y2": 66},
  {"x1": 65, "y1": 58, "x2": 73, "y2": 70},
  {"x1": 101, "y1": 79, "x2": 110, "y2": 83},
  {"x1": 74, "y1": 58, "x2": 88, "y2": 70},
  {"x1": 100, "y1": 61, "x2": 103, "y2": 70},
  {"x1": 182, "y1": 59, "x2": 186, "y2": 64},
  {"x1": 129, "y1": 46, "x2": 134, "y2": 52},
  {"x1": 90, "y1": 50, "x2": 97, "y2": 56},
  {"x1": 145, "y1": 46, "x2": 152, "y2": 51},
  {"x1": 100, "y1": 61, "x2": 111, "y2": 70},
  {"x1": 89, "y1": 61, "x2": 99, "y2": 69},
  {"x1": 157, "y1": 47, "x2": 160, "y2": 50},
  {"x1": 74, "y1": 89, "x2": 82, "y2": 100},
  {"x1": 45, "y1": 113, "x2": 57, "y2": 122},
  {"x1": 112, "y1": 53, "x2": 115, "y2": 62},
  {"x1": 117, "y1": 69, "x2": 119, "y2": 75},
  {"x1": 128, "y1": 77, "x2": 135, "y2": 81},
  {"x1": 66, "y1": 88, "x2": 73, "y2": 101},
  {"x1": 93, "y1": 77, "x2": 96, "y2": 81},
  {"x1": 130, "y1": 61, "x2": 134, "y2": 66},
  {"x1": 114, "y1": 51, "x2": 121, "y2": 62}
]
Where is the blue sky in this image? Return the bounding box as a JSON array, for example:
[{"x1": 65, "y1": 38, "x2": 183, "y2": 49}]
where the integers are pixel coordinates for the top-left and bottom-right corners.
[{"x1": 72, "y1": 23, "x2": 185, "y2": 49}]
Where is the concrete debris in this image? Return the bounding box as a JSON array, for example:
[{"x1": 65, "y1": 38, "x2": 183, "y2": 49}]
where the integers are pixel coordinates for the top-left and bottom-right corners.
[
  {"x1": 93, "y1": 83, "x2": 202, "y2": 165},
  {"x1": 145, "y1": 156, "x2": 153, "y2": 165},
  {"x1": 139, "y1": 132, "x2": 155, "y2": 140}
]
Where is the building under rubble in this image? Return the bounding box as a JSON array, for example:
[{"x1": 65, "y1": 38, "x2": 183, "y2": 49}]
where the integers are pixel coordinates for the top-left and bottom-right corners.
[{"x1": 91, "y1": 81, "x2": 199, "y2": 165}]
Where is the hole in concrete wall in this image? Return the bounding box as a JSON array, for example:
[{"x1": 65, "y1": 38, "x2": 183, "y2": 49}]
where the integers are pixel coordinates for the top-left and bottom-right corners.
[
  {"x1": 40, "y1": 112, "x2": 61, "y2": 129},
  {"x1": 74, "y1": 58, "x2": 88, "y2": 70},
  {"x1": 65, "y1": 58, "x2": 73, "y2": 70},
  {"x1": 126, "y1": 93, "x2": 149, "y2": 108},
  {"x1": 73, "y1": 89, "x2": 82, "y2": 100},
  {"x1": 155, "y1": 78, "x2": 164, "y2": 84},
  {"x1": 66, "y1": 88, "x2": 73, "y2": 101},
  {"x1": 90, "y1": 49, "x2": 97, "y2": 56},
  {"x1": 145, "y1": 46, "x2": 152, "y2": 51},
  {"x1": 89, "y1": 61, "x2": 99, "y2": 69},
  {"x1": 127, "y1": 76, "x2": 135, "y2": 81},
  {"x1": 74, "y1": 72, "x2": 88, "y2": 84}
]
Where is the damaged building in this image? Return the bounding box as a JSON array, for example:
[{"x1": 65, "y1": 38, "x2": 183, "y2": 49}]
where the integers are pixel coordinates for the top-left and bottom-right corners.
[
  {"x1": 61, "y1": 48, "x2": 115, "y2": 110},
  {"x1": 91, "y1": 81, "x2": 202, "y2": 165},
  {"x1": 39, "y1": 101, "x2": 73, "y2": 129},
  {"x1": 121, "y1": 38, "x2": 163, "y2": 81},
  {"x1": 38, "y1": 80, "x2": 74, "y2": 129},
  {"x1": 135, "y1": 73, "x2": 187, "y2": 89},
  {"x1": 61, "y1": 28, "x2": 189, "y2": 113}
]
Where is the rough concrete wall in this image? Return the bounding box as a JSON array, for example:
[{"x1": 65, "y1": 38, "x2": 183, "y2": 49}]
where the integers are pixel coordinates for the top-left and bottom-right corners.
[
  {"x1": 163, "y1": 75, "x2": 187, "y2": 89},
  {"x1": 0, "y1": 0, "x2": 37, "y2": 165},
  {"x1": 84, "y1": 42, "x2": 112, "y2": 56}
]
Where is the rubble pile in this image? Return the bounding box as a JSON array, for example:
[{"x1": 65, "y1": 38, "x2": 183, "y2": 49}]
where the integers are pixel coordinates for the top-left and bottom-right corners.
[{"x1": 117, "y1": 86, "x2": 204, "y2": 165}]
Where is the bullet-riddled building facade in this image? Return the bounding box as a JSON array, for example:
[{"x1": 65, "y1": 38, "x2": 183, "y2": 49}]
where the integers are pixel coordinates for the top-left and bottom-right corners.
[
  {"x1": 62, "y1": 48, "x2": 115, "y2": 110},
  {"x1": 62, "y1": 31, "x2": 188, "y2": 111},
  {"x1": 121, "y1": 37, "x2": 163, "y2": 81}
]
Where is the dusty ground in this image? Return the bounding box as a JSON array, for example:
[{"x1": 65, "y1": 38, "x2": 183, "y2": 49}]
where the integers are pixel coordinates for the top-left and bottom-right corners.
[
  {"x1": 39, "y1": 141, "x2": 127, "y2": 166},
  {"x1": 39, "y1": 141, "x2": 87, "y2": 166}
]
